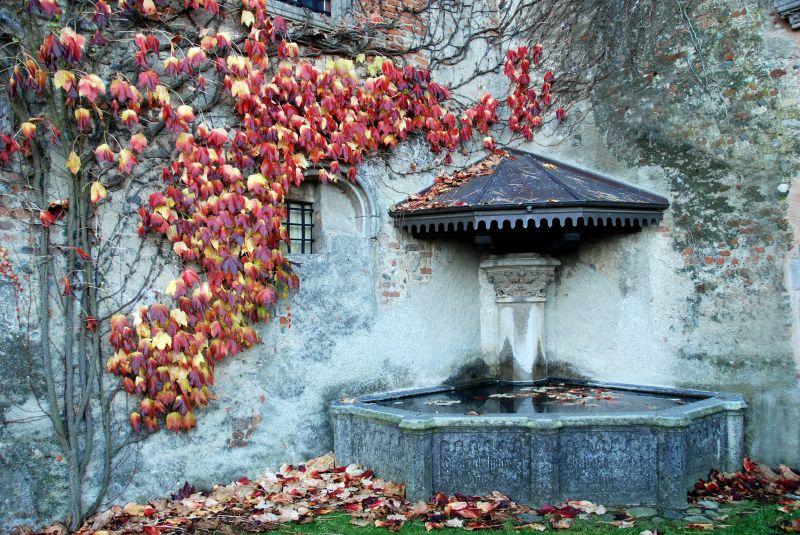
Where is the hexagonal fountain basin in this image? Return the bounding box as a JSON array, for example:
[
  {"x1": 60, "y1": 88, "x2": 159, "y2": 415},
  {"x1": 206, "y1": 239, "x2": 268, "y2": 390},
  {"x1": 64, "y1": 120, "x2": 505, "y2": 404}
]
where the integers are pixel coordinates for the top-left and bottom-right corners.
[{"x1": 331, "y1": 378, "x2": 746, "y2": 508}]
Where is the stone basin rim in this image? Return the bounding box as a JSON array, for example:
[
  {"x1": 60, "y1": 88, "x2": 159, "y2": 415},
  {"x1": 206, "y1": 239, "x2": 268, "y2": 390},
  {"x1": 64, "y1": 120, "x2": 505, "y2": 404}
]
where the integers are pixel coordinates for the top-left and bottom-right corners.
[{"x1": 330, "y1": 377, "x2": 747, "y2": 430}]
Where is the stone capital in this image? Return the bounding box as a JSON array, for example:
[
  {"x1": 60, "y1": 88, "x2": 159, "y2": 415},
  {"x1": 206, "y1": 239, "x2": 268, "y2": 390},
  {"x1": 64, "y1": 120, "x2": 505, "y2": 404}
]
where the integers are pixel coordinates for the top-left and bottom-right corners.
[{"x1": 481, "y1": 254, "x2": 561, "y2": 302}]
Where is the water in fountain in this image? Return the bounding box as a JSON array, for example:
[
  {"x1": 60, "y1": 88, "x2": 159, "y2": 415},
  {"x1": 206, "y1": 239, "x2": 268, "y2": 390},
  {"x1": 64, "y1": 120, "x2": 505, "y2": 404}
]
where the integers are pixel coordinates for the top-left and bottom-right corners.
[{"x1": 370, "y1": 380, "x2": 706, "y2": 415}]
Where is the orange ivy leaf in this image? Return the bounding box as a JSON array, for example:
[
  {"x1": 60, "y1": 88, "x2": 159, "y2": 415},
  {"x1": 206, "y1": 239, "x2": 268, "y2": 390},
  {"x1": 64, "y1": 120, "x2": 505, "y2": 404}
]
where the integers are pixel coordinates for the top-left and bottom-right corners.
[
  {"x1": 90, "y1": 181, "x2": 107, "y2": 204},
  {"x1": 165, "y1": 411, "x2": 182, "y2": 432}
]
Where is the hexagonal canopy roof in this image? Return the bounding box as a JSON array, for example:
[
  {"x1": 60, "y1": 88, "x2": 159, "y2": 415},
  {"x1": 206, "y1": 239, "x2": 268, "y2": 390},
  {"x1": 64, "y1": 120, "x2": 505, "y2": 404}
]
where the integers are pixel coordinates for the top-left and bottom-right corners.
[{"x1": 390, "y1": 149, "x2": 669, "y2": 235}]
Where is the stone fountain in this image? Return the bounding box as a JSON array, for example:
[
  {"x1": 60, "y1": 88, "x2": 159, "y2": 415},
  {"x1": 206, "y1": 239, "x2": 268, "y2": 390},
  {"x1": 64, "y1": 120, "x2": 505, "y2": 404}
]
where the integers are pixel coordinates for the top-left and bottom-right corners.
[
  {"x1": 332, "y1": 150, "x2": 745, "y2": 508},
  {"x1": 480, "y1": 253, "x2": 561, "y2": 381}
]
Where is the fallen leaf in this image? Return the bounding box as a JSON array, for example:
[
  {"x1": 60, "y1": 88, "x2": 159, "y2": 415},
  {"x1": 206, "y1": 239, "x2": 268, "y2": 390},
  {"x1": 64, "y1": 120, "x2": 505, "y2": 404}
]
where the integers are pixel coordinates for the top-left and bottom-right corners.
[
  {"x1": 602, "y1": 520, "x2": 635, "y2": 528},
  {"x1": 515, "y1": 523, "x2": 547, "y2": 531},
  {"x1": 686, "y1": 523, "x2": 724, "y2": 531},
  {"x1": 782, "y1": 518, "x2": 800, "y2": 532},
  {"x1": 89, "y1": 509, "x2": 115, "y2": 531},
  {"x1": 552, "y1": 517, "x2": 573, "y2": 529}
]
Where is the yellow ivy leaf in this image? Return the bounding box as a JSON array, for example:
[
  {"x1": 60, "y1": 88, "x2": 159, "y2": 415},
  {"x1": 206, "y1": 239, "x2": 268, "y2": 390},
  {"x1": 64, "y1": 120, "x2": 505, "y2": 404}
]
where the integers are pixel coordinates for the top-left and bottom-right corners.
[
  {"x1": 90, "y1": 181, "x2": 106, "y2": 204},
  {"x1": 155, "y1": 205, "x2": 171, "y2": 220},
  {"x1": 66, "y1": 151, "x2": 81, "y2": 175},
  {"x1": 136, "y1": 323, "x2": 150, "y2": 339},
  {"x1": 336, "y1": 59, "x2": 355, "y2": 74},
  {"x1": 166, "y1": 279, "x2": 178, "y2": 297},
  {"x1": 173, "y1": 241, "x2": 189, "y2": 256},
  {"x1": 20, "y1": 122, "x2": 36, "y2": 139},
  {"x1": 230, "y1": 79, "x2": 250, "y2": 97},
  {"x1": 154, "y1": 85, "x2": 170, "y2": 105},
  {"x1": 246, "y1": 173, "x2": 267, "y2": 191},
  {"x1": 152, "y1": 331, "x2": 172, "y2": 350},
  {"x1": 368, "y1": 57, "x2": 385, "y2": 77},
  {"x1": 241, "y1": 10, "x2": 255, "y2": 27},
  {"x1": 292, "y1": 152, "x2": 308, "y2": 169},
  {"x1": 170, "y1": 308, "x2": 188, "y2": 326},
  {"x1": 53, "y1": 70, "x2": 75, "y2": 91}
]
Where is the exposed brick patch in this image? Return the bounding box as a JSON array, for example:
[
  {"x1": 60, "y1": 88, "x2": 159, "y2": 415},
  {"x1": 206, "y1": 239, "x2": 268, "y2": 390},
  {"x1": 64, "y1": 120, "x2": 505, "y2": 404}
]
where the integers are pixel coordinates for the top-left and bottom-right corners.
[{"x1": 377, "y1": 233, "x2": 434, "y2": 305}]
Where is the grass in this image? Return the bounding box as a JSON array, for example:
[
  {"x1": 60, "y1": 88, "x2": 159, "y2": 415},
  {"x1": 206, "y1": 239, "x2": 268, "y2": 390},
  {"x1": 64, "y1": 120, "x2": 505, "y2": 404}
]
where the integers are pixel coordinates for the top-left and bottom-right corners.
[{"x1": 255, "y1": 501, "x2": 799, "y2": 534}]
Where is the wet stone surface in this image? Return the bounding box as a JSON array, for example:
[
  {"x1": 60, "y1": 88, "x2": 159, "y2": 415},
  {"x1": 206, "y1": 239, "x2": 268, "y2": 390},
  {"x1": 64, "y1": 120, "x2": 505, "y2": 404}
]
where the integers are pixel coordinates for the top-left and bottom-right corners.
[
  {"x1": 684, "y1": 515, "x2": 714, "y2": 523},
  {"x1": 627, "y1": 507, "x2": 658, "y2": 518},
  {"x1": 697, "y1": 499, "x2": 720, "y2": 510}
]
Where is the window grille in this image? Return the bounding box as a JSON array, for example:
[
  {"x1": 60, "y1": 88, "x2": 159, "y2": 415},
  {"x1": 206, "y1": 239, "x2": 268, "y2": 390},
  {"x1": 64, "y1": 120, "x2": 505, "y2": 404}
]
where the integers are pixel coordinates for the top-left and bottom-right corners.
[
  {"x1": 284, "y1": 200, "x2": 314, "y2": 254},
  {"x1": 275, "y1": 0, "x2": 331, "y2": 15}
]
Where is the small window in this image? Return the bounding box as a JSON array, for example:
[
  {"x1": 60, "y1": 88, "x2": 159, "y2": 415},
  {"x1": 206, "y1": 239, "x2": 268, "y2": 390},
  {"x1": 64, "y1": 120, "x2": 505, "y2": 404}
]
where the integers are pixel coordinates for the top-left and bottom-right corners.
[
  {"x1": 284, "y1": 200, "x2": 314, "y2": 254},
  {"x1": 275, "y1": 0, "x2": 331, "y2": 15}
]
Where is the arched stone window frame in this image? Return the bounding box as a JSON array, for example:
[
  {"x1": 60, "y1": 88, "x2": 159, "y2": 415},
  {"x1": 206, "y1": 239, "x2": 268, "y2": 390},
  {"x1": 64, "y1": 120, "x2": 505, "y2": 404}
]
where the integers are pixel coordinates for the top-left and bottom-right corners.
[
  {"x1": 283, "y1": 172, "x2": 379, "y2": 258},
  {"x1": 334, "y1": 176, "x2": 380, "y2": 240}
]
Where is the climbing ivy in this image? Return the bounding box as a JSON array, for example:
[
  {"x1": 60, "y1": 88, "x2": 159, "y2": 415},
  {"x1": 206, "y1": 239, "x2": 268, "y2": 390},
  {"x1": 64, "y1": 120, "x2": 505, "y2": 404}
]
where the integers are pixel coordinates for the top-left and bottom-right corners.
[{"x1": 0, "y1": 0, "x2": 562, "y2": 433}]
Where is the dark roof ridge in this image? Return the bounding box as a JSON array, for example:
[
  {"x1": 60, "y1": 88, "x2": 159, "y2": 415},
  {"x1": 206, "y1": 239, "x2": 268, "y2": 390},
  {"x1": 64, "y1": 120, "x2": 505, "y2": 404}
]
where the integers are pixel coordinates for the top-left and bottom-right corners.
[
  {"x1": 506, "y1": 148, "x2": 669, "y2": 206},
  {"x1": 475, "y1": 155, "x2": 511, "y2": 205},
  {"x1": 524, "y1": 152, "x2": 582, "y2": 202}
]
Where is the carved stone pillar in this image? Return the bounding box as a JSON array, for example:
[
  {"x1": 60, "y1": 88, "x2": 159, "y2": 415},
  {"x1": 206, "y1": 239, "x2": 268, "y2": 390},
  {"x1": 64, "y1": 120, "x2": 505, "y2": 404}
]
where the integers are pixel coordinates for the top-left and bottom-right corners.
[{"x1": 480, "y1": 254, "x2": 561, "y2": 381}]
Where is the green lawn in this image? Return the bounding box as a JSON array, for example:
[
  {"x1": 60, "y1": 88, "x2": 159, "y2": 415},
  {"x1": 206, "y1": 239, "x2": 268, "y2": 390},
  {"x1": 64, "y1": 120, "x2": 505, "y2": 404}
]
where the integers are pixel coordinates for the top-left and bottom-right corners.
[{"x1": 258, "y1": 501, "x2": 798, "y2": 534}]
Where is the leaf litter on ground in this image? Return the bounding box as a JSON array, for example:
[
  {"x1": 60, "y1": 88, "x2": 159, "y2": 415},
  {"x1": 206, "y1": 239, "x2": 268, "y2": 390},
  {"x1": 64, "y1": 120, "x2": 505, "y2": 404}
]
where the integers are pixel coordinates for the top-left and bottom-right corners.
[
  {"x1": 52, "y1": 453, "x2": 527, "y2": 534},
  {"x1": 26, "y1": 456, "x2": 800, "y2": 534}
]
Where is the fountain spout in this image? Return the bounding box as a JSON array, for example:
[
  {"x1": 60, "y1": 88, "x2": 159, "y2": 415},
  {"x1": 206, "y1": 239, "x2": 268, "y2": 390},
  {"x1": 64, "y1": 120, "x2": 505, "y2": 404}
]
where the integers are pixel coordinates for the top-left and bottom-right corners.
[{"x1": 481, "y1": 254, "x2": 561, "y2": 381}]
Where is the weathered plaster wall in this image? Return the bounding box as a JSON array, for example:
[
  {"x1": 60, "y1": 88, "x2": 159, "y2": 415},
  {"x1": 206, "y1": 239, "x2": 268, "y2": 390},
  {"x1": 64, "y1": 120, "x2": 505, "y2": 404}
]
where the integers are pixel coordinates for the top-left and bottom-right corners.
[{"x1": 519, "y1": 0, "x2": 800, "y2": 465}]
